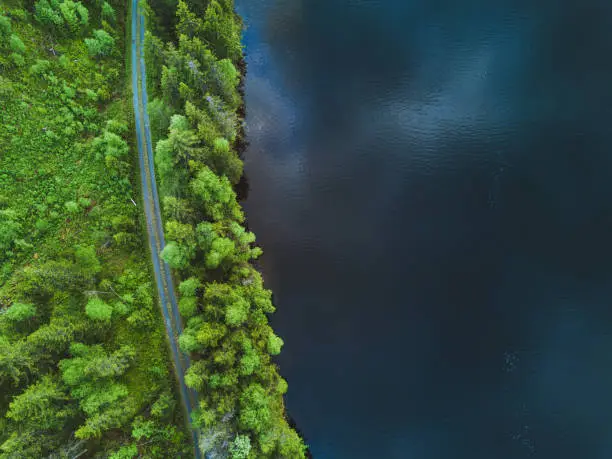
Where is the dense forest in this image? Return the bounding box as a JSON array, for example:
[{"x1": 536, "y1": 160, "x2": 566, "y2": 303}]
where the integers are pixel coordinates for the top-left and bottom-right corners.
[{"x1": 0, "y1": 0, "x2": 306, "y2": 457}]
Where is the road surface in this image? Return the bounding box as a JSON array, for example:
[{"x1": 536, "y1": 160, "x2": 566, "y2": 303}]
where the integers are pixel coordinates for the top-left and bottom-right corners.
[{"x1": 130, "y1": 1, "x2": 201, "y2": 457}]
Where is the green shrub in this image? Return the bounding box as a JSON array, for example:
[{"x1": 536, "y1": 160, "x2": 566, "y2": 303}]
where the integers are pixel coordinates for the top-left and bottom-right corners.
[
  {"x1": 9, "y1": 34, "x2": 25, "y2": 54},
  {"x1": 229, "y1": 435, "x2": 251, "y2": 459},
  {"x1": 35, "y1": 219, "x2": 49, "y2": 232},
  {"x1": 30, "y1": 59, "x2": 51, "y2": 75},
  {"x1": 5, "y1": 302, "x2": 36, "y2": 321},
  {"x1": 160, "y1": 242, "x2": 189, "y2": 269},
  {"x1": 0, "y1": 15, "x2": 11, "y2": 39},
  {"x1": 10, "y1": 9, "x2": 28, "y2": 21},
  {"x1": 74, "y1": 245, "x2": 101, "y2": 275},
  {"x1": 178, "y1": 277, "x2": 201, "y2": 297},
  {"x1": 109, "y1": 444, "x2": 138, "y2": 459},
  {"x1": 178, "y1": 297, "x2": 197, "y2": 318},
  {"x1": 85, "y1": 297, "x2": 112, "y2": 321},
  {"x1": 65, "y1": 201, "x2": 80, "y2": 214},
  {"x1": 101, "y1": 2, "x2": 115, "y2": 23},
  {"x1": 59, "y1": 0, "x2": 88, "y2": 32},
  {"x1": 10, "y1": 52, "x2": 25, "y2": 67},
  {"x1": 35, "y1": 0, "x2": 64, "y2": 28},
  {"x1": 85, "y1": 29, "x2": 115, "y2": 57},
  {"x1": 267, "y1": 333, "x2": 284, "y2": 356},
  {"x1": 0, "y1": 209, "x2": 22, "y2": 251}
]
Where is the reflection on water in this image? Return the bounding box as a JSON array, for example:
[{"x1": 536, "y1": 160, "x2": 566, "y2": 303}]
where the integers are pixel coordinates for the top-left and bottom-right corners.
[{"x1": 236, "y1": 0, "x2": 612, "y2": 457}]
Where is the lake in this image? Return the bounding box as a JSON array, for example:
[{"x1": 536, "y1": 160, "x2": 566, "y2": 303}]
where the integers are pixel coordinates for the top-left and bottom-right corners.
[{"x1": 236, "y1": 0, "x2": 612, "y2": 457}]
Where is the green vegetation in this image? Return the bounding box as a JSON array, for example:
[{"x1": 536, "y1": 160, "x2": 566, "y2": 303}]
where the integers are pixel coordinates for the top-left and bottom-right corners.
[
  {"x1": 144, "y1": 0, "x2": 307, "y2": 457},
  {"x1": 0, "y1": 0, "x2": 190, "y2": 456},
  {"x1": 0, "y1": 0, "x2": 304, "y2": 456}
]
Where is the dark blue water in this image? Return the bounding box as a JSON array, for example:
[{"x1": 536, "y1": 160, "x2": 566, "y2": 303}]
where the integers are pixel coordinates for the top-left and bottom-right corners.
[{"x1": 236, "y1": 0, "x2": 612, "y2": 457}]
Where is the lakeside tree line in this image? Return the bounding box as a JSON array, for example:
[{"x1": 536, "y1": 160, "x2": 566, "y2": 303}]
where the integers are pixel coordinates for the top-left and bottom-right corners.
[{"x1": 145, "y1": 0, "x2": 308, "y2": 457}]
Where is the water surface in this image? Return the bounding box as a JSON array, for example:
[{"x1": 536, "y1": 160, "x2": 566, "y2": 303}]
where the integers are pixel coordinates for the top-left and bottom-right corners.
[{"x1": 236, "y1": 0, "x2": 612, "y2": 457}]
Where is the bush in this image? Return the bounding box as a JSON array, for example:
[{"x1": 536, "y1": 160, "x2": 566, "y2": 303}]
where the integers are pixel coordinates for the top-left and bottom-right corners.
[
  {"x1": 35, "y1": 219, "x2": 49, "y2": 232},
  {"x1": 65, "y1": 201, "x2": 80, "y2": 214},
  {"x1": 85, "y1": 297, "x2": 112, "y2": 321},
  {"x1": 189, "y1": 167, "x2": 243, "y2": 222},
  {"x1": 101, "y1": 2, "x2": 115, "y2": 23},
  {"x1": 92, "y1": 130, "x2": 129, "y2": 165},
  {"x1": 0, "y1": 209, "x2": 22, "y2": 251},
  {"x1": 85, "y1": 29, "x2": 115, "y2": 57},
  {"x1": 105, "y1": 119, "x2": 128, "y2": 135},
  {"x1": 74, "y1": 245, "x2": 101, "y2": 275},
  {"x1": 59, "y1": 0, "x2": 88, "y2": 32},
  {"x1": 178, "y1": 297, "x2": 197, "y2": 318},
  {"x1": 0, "y1": 15, "x2": 11, "y2": 39},
  {"x1": 160, "y1": 242, "x2": 189, "y2": 269},
  {"x1": 30, "y1": 59, "x2": 51, "y2": 75},
  {"x1": 109, "y1": 444, "x2": 138, "y2": 459},
  {"x1": 178, "y1": 332, "x2": 199, "y2": 354},
  {"x1": 229, "y1": 435, "x2": 251, "y2": 459},
  {"x1": 178, "y1": 277, "x2": 201, "y2": 297},
  {"x1": 267, "y1": 333, "x2": 284, "y2": 356},
  {"x1": 5, "y1": 302, "x2": 36, "y2": 321},
  {"x1": 9, "y1": 34, "x2": 25, "y2": 54},
  {"x1": 10, "y1": 52, "x2": 25, "y2": 66},
  {"x1": 35, "y1": 0, "x2": 64, "y2": 28}
]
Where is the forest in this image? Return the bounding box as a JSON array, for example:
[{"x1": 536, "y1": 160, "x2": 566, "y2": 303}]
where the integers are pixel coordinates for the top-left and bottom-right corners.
[{"x1": 0, "y1": 0, "x2": 306, "y2": 457}]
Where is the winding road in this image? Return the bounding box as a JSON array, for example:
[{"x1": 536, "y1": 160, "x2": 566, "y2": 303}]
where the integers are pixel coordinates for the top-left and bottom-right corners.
[{"x1": 130, "y1": 1, "x2": 201, "y2": 457}]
